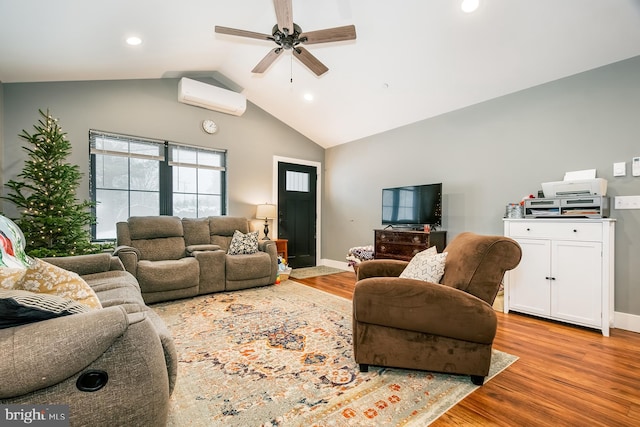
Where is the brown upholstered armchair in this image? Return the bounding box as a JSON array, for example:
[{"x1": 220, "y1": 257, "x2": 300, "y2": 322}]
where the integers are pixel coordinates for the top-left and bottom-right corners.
[{"x1": 352, "y1": 232, "x2": 521, "y2": 385}]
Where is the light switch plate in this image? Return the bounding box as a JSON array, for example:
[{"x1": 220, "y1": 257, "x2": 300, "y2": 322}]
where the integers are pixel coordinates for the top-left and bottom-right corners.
[
  {"x1": 633, "y1": 157, "x2": 640, "y2": 177},
  {"x1": 615, "y1": 196, "x2": 640, "y2": 209},
  {"x1": 613, "y1": 162, "x2": 626, "y2": 177}
]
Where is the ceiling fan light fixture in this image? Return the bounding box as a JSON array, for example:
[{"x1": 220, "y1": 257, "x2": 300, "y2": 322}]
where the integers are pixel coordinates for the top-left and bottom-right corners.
[
  {"x1": 215, "y1": 0, "x2": 356, "y2": 77},
  {"x1": 461, "y1": 0, "x2": 480, "y2": 13}
]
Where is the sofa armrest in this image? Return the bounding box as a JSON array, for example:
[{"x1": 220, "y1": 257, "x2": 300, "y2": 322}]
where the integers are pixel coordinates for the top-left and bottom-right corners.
[
  {"x1": 258, "y1": 240, "x2": 278, "y2": 260},
  {"x1": 356, "y1": 259, "x2": 408, "y2": 281},
  {"x1": 186, "y1": 244, "x2": 221, "y2": 255},
  {"x1": 0, "y1": 306, "x2": 139, "y2": 398},
  {"x1": 41, "y1": 253, "x2": 119, "y2": 276},
  {"x1": 258, "y1": 241, "x2": 279, "y2": 283},
  {"x1": 113, "y1": 245, "x2": 141, "y2": 276},
  {"x1": 353, "y1": 277, "x2": 497, "y2": 344}
]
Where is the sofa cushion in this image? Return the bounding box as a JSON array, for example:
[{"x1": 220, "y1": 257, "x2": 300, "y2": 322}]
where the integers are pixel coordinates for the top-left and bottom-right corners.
[
  {"x1": 132, "y1": 236, "x2": 187, "y2": 261},
  {"x1": 136, "y1": 258, "x2": 200, "y2": 292},
  {"x1": 182, "y1": 217, "x2": 211, "y2": 246},
  {"x1": 84, "y1": 271, "x2": 147, "y2": 307},
  {"x1": 225, "y1": 252, "x2": 272, "y2": 281},
  {"x1": 399, "y1": 246, "x2": 448, "y2": 284},
  {"x1": 228, "y1": 230, "x2": 259, "y2": 255},
  {"x1": 128, "y1": 216, "x2": 184, "y2": 240},
  {"x1": 209, "y1": 216, "x2": 249, "y2": 236},
  {"x1": 0, "y1": 289, "x2": 90, "y2": 329},
  {"x1": 2, "y1": 259, "x2": 102, "y2": 309}
]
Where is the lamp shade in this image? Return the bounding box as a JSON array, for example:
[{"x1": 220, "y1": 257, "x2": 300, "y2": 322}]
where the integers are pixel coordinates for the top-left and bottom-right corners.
[{"x1": 256, "y1": 204, "x2": 277, "y2": 220}]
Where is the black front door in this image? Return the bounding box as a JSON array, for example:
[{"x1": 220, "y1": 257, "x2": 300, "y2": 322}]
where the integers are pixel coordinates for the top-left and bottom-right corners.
[{"x1": 277, "y1": 162, "x2": 317, "y2": 268}]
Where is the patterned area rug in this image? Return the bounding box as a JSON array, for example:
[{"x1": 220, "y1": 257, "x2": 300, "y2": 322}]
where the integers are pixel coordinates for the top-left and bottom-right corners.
[
  {"x1": 289, "y1": 265, "x2": 347, "y2": 279},
  {"x1": 153, "y1": 281, "x2": 517, "y2": 426}
]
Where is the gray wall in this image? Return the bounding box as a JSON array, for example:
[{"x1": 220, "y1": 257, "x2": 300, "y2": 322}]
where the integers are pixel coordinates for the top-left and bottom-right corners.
[
  {"x1": 1, "y1": 78, "x2": 324, "y2": 225},
  {"x1": 324, "y1": 55, "x2": 640, "y2": 316}
]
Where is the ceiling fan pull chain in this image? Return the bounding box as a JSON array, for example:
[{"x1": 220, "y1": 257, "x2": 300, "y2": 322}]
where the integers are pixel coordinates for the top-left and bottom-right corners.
[{"x1": 290, "y1": 54, "x2": 293, "y2": 83}]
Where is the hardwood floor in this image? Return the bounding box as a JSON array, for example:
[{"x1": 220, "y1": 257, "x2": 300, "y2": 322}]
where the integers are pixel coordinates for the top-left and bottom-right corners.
[{"x1": 295, "y1": 271, "x2": 640, "y2": 426}]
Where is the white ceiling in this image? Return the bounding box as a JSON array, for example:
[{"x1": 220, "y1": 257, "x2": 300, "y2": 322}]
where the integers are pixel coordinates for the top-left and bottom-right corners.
[{"x1": 1, "y1": 0, "x2": 640, "y2": 148}]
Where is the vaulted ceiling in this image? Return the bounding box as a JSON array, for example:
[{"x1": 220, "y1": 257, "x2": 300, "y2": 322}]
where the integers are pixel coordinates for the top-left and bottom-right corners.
[{"x1": 1, "y1": 0, "x2": 639, "y2": 148}]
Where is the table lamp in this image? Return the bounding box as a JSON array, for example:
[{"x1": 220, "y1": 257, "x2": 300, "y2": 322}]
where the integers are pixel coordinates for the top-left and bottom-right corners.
[{"x1": 256, "y1": 203, "x2": 277, "y2": 240}]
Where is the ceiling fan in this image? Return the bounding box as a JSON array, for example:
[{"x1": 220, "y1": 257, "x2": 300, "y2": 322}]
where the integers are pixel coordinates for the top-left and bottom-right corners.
[{"x1": 215, "y1": 0, "x2": 356, "y2": 77}]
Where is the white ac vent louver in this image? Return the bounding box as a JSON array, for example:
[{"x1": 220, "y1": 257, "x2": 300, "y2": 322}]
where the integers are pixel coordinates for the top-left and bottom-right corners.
[{"x1": 178, "y1": 77, "x2": 246, "y2": 116}]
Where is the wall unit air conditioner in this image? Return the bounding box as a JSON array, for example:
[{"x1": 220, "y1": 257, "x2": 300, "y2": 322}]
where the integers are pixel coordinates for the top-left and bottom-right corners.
[{"x1": 178, "y1": 77, "x2": 246, "y2": 116}]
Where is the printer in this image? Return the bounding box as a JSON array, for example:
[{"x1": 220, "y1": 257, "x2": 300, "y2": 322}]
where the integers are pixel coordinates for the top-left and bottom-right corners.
[
  {"x1": 541, "y1": 178, "x2": 607, "y2": 198},
  {"x1": 525, "y1": 172, "x2": 609, "y2": 218}
]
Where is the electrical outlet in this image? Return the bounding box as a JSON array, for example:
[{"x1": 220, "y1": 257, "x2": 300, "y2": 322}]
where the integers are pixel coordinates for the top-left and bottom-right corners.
[{"x1": 615, "y1": 196, "x2": 640, "y2": 210}]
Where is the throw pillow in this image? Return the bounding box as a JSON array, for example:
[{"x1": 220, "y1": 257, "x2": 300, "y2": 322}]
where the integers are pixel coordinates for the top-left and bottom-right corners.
[
  {"x1": 1, "y1": 259, "x2": 102, "y2": 310},
  {"x1": 0, "y1": 289, "x2": 91, "y2": 329},
  {"x1": 228, "y1": 230, "x2": 259, "y2": 255},
  {"x1": 0, "y1": 214, "x2": 35, "y2": 269},
  {"x1": 399, "y1": 246, "x2": 448, "y2": 284}
]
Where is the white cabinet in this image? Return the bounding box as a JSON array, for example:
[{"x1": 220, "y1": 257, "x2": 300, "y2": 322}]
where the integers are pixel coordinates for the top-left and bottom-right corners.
[{"x1": 503, "y1": 219, "x2": 615, "y2": 336}]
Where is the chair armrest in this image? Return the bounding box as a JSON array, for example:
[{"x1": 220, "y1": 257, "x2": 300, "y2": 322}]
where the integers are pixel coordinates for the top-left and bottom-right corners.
[
  {"x1": 258, "y1": 240, "x2": 276, "y2": 252},
  {"x1": 41, "y1": 253, "x2": 119, "y2": 275},
  {"x1": 0, "y1": 306, "x2": 141, "y2": 398},
  {"x1": 356, "y1": 259, "x2": 408, "y2": 280},
  {"x1": 113, "y1": 245, "x2": 141, "y2": 276},
  {"x1": 353, "y1": 277, "x2": 497, "y2": 344}
]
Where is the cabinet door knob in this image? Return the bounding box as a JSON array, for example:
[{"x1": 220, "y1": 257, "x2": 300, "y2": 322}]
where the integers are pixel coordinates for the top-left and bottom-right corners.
[
  {"x1": 545, "y1": 276, "x2": 557, "y2": 281},
  {"x1": 526, "y1": 228, "x2": 531, "y2": 231},
  {"x1": 573, "y1": 229, "x2": 577, "y2": 233}
]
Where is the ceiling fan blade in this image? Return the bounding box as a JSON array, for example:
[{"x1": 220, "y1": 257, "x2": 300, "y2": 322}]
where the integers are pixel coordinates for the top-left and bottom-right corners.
[
  {"x1": 252, "y1": 48, "x2": 283, "y2": 74},
  {"x1": 293, "y1": 46, "x2": 329, "y2": 76},
  {"x1": 273, "y1": 0, "x2": 294, "y2": 34},
  {"x1": 215, "y1": 26, "x2": 272, "y2": 41},
  {"x1": 300, "y1": 25, "x2": 357, "y2": 45}
]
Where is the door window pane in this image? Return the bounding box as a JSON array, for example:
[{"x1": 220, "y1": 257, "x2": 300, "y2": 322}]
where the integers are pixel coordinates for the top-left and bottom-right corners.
[{"x1": 286, "y1": 171, "x2": 309, "y2": 192}]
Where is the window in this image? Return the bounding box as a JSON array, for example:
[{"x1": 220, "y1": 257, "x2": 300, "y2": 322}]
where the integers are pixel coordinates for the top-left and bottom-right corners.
[
  {"x1": 285, "y1": 170, "x2": 310, "y2": 192},
  {"x1": 90, "y1": 130, "x2": 226, "y2": 240}
]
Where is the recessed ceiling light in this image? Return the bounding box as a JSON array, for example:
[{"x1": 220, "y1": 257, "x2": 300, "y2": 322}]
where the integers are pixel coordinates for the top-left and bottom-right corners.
[
  {"x1": 303, "y1": 93, "x2": 314, "y2": 102},
  {"x1": 126, "y1": 36, "x2": 142, "y2": 46},
  {"x1": 461, "y1": 0, "x2": 479, "y2": 13}
]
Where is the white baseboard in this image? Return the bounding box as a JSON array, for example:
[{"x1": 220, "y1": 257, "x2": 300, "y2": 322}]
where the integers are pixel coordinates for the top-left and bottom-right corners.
[
  {"x1": 614, "y1": 311, "x2": 640, "y2": 333},
  {"x1": 319, "y1": 258, "x2": 351, "y2": 271}
]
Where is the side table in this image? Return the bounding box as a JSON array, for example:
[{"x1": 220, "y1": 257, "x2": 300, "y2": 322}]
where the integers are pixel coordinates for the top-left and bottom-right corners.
[{"x1": 274, "y1": 239, "x2": 288, "y2": 262}]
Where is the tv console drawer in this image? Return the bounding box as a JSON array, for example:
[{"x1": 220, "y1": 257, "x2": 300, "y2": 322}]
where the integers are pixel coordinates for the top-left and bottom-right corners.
[
  {"x1": 374, "y1": 229, "x2": 447, "y2": 261},
  {"x1": 376, "y1": 231, "x2": 429, "y2": 245}
]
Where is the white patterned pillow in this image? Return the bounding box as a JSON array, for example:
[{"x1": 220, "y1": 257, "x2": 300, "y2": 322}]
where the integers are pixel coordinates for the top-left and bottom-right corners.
[
  {"x1": 0, "y1": 289, "x2": 91, "y2": 329},
  {"x1": 1, "y1": 259, "x2": 102, "y2": 310},
  {"x1": 228, "y1": 230, "x2": 259, "y2": 255},
  {"x1": 399, "y1": 246, "x2": 448, "y2": 284}
]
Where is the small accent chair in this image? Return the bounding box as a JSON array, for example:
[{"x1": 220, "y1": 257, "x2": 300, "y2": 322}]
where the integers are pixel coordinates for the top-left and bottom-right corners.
[{"x1": 352, "y1": 232, "x2": 522, "y2": 385}]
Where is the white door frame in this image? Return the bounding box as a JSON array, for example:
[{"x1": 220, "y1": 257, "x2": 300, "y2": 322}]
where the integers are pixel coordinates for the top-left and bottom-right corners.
[{"x1": 272, "y1": 155, "x2": 322, "y2": 265}]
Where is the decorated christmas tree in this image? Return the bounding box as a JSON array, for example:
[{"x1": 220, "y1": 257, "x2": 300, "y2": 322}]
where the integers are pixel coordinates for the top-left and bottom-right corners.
[{"x1": 2, "y1": 109, "x2": 99, "y2": 257}]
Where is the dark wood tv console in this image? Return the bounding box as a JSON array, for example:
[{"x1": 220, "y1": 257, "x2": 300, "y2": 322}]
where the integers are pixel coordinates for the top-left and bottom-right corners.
[{"x1": 374, "y1": 229, "x2": 447, "y2": 261}]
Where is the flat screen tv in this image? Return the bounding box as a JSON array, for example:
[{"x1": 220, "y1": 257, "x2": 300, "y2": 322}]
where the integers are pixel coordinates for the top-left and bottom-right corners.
[{"x1": 382, "y1": 183, "x2": 442, "y2": 227}]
